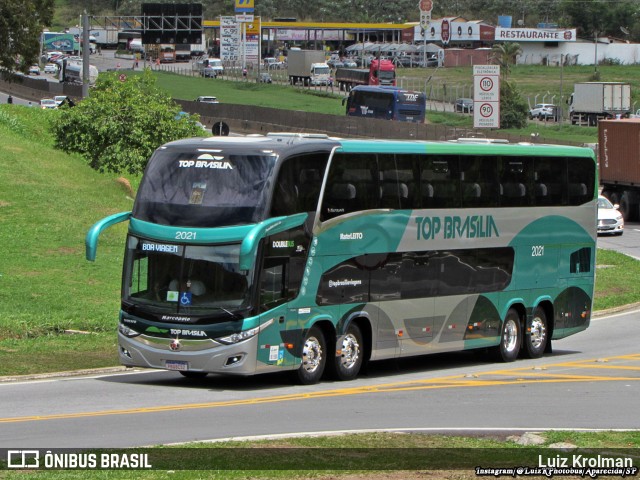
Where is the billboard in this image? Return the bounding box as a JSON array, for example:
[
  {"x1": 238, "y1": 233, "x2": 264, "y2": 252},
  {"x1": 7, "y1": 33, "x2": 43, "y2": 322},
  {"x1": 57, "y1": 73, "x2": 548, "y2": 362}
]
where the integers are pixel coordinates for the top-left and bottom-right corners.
[{"x1": 42, "y1": 32, "x2": 77, "y2": 52}]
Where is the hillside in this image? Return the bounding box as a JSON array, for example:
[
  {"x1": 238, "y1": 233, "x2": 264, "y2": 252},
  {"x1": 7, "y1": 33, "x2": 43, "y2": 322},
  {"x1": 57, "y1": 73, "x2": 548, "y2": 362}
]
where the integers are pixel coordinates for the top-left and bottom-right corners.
[{"x1": 0, "y1": 106, "x2": 135, "y2": 374}]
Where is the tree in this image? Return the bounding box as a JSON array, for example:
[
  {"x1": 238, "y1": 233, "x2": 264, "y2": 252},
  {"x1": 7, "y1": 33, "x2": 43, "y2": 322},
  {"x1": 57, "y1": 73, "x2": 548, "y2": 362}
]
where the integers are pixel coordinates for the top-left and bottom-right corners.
[
  {"x1": 499, "y1": 80, "x2": 528, "y2": 129},
  {"x1": 560, "y1": 0, "x2": 640, "y2": 40},
  {"x1": 491, "y1": 42, "x2": 522, "y2": 80},
  {"x1": 0, "y1": 0, "x2": 54, "y2": 77},
  {"x1": 52, "y1": 70, "x2": 205, "y2": 174}
]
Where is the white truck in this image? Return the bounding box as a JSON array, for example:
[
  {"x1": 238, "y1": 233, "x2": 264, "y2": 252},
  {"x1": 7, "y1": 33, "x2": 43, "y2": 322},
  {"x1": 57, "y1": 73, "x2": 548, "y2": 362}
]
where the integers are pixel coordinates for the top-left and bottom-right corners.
[
  {"x1": 568, "y1": 82, "x2": 631, "y2": 126},
  {"x1": 287, "y1": 49, "x2": 330, "y2": 86}
]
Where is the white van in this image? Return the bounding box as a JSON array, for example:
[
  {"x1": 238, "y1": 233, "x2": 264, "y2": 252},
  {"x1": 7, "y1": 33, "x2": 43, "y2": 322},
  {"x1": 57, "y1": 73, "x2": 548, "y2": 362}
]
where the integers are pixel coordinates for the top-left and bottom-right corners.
[{"x1": 196, "y1": 96, "x2": 219, "y2": 103}]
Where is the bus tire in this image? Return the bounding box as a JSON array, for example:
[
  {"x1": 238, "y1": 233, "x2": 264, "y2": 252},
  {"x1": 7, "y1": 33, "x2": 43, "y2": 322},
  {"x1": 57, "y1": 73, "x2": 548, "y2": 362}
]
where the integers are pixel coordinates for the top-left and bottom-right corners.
[
  {"x1": 296, "y1": 325, "x2": 327, "y2": 385},
  {"x1": 494, "y1": 308, "x2": 521, "y2": 362},
  {"x1": 179, "y1": 371, "x2": 208, "y2": 379},
  {"x1": 523, "y1": 306, "x2": 548, "y2": 359},
  {"x1": 332, "y1": 323, "x2": 363, "y2": 381},
  {"x1": 620, "y1": 191, "x2": 638, "y2": 222}
]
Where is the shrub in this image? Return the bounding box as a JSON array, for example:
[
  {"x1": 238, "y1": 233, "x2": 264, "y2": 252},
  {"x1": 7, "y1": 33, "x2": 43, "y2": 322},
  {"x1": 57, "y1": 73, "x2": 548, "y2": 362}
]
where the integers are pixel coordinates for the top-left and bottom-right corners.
[{"x1": 52, "y1": 69, "x2": 205, "y2": 174}]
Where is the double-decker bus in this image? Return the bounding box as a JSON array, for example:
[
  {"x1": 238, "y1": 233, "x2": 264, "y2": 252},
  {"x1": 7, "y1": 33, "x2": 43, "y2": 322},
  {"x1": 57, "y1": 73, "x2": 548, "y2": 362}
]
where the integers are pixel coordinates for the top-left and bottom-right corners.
[
  {"x1": 86, "y1": 134, "x2": 597, "y2": 384},
  {"x1": 343, "y1": 86, "x2": 426, "y2": 123}
]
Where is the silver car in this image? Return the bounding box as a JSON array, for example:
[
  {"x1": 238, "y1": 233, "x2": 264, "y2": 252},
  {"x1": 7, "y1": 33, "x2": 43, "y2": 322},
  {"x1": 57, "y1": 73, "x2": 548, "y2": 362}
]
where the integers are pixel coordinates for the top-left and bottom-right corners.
[{"x1": 597, "y1": 195, "x2": 624, "y2": 236}]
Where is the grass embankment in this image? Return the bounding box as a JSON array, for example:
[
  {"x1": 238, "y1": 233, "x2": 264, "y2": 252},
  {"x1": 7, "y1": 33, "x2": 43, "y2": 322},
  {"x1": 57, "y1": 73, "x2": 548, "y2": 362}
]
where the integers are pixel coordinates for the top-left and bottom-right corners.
[{"x1": 1, "y1": 105, "x2": 638, "y2": 377}]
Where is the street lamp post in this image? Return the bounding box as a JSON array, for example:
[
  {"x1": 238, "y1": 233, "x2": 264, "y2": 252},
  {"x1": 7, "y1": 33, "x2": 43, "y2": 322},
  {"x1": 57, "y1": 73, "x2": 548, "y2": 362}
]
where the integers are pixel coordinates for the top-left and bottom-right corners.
[{"x1": 594, "y1": 30, "x2": 598, "y2": 75}]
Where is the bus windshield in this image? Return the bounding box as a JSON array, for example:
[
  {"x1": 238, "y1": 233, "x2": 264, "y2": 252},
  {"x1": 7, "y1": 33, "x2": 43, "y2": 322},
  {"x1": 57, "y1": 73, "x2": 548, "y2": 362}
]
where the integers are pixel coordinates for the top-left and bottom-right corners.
[
  {"x1": 133, "y1": 149, "x2": 277, "y2": 227},
  {"x1": 123, "y1": 236, "x2": 252, "y2": 315}
]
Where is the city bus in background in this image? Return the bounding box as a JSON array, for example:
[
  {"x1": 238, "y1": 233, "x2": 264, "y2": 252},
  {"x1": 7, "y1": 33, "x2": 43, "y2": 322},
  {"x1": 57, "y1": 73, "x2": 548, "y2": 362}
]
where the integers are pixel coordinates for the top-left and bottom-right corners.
[
  {"x1": 343, "y1": 86, "x2": 426, "y2": 123},
  {"x1": 86, "y1": 134, "x2": 597, "y2": 384}
]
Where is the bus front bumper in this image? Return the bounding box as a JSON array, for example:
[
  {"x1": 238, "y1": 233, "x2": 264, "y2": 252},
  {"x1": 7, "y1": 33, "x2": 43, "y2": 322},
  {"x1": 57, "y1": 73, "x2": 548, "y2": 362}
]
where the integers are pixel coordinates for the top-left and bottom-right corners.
[{"x1": 118, "y1": 332, "x2": 262, "y2": 376}]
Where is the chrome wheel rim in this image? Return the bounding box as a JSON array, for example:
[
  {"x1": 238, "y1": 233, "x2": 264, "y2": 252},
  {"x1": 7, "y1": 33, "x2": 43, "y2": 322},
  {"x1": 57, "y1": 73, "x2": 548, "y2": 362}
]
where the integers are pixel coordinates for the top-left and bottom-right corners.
[
  {"x1": 529, "y1": 317, "x2": 546, "y2": 349},
  {"x1": 503, "y1": 319, "x2": 519, "y2": 353},
  {"x1": 339, "y1": 333, "x2": 360, "y2": 370},
  {"x1": 302, "y1": 336, "x2": 323, "y2": 373}
]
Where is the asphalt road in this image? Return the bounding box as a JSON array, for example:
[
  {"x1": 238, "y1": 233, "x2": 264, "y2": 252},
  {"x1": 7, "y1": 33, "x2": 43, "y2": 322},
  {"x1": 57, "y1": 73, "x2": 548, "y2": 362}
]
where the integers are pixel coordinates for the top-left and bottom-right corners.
[
  {"x1": 598, "y1": 221, "x2": 640, "y2": 260},
  {"x1": 1, "y1": 307, "x2": 638, "y2": 449}
]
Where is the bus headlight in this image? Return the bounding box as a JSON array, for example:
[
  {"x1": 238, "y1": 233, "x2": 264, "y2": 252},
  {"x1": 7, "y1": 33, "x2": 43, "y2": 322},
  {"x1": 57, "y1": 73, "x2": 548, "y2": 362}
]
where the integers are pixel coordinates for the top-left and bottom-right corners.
[
  {"x1": 216, "y1": 326, "x2": 260, "y2": 345},
  {"x1": 216, "y1": 318, "x2": 274, "y2": 345},
  {"x1": 119, "y1": 323, "x2": 141, "y2": 338}
]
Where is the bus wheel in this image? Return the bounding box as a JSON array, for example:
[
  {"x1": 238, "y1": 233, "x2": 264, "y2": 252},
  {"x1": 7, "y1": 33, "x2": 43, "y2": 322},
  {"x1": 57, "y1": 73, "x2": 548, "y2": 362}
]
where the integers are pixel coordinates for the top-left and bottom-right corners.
[
  {"x1": 334, "y1": 323, "x2": 363, "y2": 381},
  {"x1": 179, "y1": 371, "x2": 208, "y2": 379},
  {"x1": 296, "y1": 326, "x2": 326, "y2": 385},
  {"x1": 495, "y1": 308, "x2": 521, "y2": 362},
  {"x1": 523, "y1": 307, "x2": 548, "y2": 359}
]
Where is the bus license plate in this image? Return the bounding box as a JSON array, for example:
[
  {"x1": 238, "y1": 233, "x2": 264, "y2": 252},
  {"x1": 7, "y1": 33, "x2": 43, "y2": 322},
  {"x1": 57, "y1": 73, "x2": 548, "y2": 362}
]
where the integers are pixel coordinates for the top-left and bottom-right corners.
[{"x1": 165, "y1": 360, "x2": 189, "y2": 371}]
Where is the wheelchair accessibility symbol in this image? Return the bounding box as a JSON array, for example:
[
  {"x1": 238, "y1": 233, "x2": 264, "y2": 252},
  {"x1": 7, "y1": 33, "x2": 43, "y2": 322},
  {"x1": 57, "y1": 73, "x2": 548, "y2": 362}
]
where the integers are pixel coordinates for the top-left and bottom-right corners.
[{"x1": 180, "y1": 292, "x2": 192, "y2": 306}]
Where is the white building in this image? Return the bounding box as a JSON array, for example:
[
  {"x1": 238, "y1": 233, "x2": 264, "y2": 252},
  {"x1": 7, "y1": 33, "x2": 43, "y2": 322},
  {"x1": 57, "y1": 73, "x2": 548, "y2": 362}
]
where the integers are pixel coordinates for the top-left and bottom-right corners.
[{"x1": 495, "y1": 27, "x2": 640, "y2": 66}]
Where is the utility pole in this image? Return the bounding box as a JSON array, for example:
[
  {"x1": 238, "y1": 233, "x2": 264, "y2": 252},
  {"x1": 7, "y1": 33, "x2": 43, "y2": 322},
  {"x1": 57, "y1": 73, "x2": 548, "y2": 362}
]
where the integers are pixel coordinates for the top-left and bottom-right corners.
[{"x1": 82, "y1": 12, "x2": 90, "y2": 98}]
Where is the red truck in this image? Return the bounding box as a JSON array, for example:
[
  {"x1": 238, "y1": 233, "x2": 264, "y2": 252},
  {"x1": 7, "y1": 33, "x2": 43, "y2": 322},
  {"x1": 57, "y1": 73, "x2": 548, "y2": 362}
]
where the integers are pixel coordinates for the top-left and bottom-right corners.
[
  {"x1": 598, "y1": 118, "x2": 640, "y2": 221},
  {"x1": 335, "y1": 59, "x2": 396, "y2": 91}
]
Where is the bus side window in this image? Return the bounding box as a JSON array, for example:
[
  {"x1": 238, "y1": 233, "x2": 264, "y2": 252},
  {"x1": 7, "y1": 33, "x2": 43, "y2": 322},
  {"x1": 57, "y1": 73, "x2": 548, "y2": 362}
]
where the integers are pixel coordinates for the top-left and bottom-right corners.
[
  {"x1": 298, "y1": 168, "x2": 322, "y2": 212},
  {"x1": 271, "y1": 154, "x2": 329, "y2": 217},
  {"x1": 499, "y1": 159, "x2": 529, "y2": 207},
  {"x1": 320, "y1": 153, "x2": 379, "y2": 220},
  {"x1": 421, "y1": 156, "x2": 459, "y2": 208},
  {"x1": 567, "y1": 157, "x2": 595, "y2": 206},
  {"x1": 259, "y1": 257, "x2": 287, "y2": 311},
  {"x1": 535, "y1": 157, "x2": 565, "y2": 206},
  {"x1": 270, "y1": 160, "x2": 299, "y2": 217}
]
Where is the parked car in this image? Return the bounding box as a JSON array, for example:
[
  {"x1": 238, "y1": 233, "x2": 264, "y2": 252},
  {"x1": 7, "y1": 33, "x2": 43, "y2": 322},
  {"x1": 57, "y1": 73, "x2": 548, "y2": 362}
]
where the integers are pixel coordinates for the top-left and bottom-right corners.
[
  {"x1": 195, "y1": 96, "x2": 219, "y2": 103},
  {"x1": 28, "y1": 65, "x2": 41, "y2": 75},
  {"x1": 54, "y1": 95, "x2": 69, "y2": 106},
  {"x1": 201, "y1": 66, "x2": 219, "y2": 78},
  {"x1": 455, "y1": 98, "x2": 473, "y2": 113},
  {"x1": 529, "y1": 103, "x2": 556, "y2": 119},
  {"x1": 39, "y1": 98, "x2": 58, "y2": 109},
  {"x1": 417, "y1": 56, "x2": 439, "y2": 67},
  {"x1": 257, "y1": 72, "x2": 272, "y2": 83},
  {"x1": 263, "y1": 57, "x2": 284, "y2": 69},
  {"x1": 597, "y1": 195, "x2": 624, "y2": 236},
  {"x1": 343, "y1": 59, "x2": 358, "y2": 67},
  {"x1": 200, "y1": 58, "x2": 224, "y2": 78},
  {"x1": 629, "y1": 109, "x2": 640, "y2": 118},
  {"x1": 44, "y1": 63, "x2": 58, "y2": 74}
]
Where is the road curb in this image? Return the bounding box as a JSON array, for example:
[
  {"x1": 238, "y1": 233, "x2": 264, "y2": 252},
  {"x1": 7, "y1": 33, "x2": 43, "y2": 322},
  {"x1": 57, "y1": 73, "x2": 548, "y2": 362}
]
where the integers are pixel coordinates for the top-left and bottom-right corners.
[{"x1": 0, "y1": 366, "x2": 134, "y2": 383}]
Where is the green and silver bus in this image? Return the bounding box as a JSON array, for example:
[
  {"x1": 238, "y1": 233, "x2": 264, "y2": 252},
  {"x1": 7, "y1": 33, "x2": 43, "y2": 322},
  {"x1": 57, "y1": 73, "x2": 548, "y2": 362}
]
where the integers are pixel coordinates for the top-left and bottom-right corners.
[{"x1": 86, "y1": 134, "x2": 597, "y2": 384}]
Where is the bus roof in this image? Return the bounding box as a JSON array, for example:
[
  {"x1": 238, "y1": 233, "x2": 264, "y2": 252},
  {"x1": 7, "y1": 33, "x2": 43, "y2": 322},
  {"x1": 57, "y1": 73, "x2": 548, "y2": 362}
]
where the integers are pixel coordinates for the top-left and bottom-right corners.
[
  {"x1": 159, "y1": 133, "x2": 341, "y2": 156},
  {"x1": 335, "y1": 138, "x2": 596, "y2": 158},
  {"x1": 158, "y1": 134, "x2": 594, "y2": 159}
]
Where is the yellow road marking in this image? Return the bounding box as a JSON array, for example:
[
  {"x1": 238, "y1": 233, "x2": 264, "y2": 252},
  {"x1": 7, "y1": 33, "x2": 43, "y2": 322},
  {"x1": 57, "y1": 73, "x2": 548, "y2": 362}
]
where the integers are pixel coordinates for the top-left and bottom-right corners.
[{"x1": 1, "y1": 354, "x2": 639, "y2": 424}]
